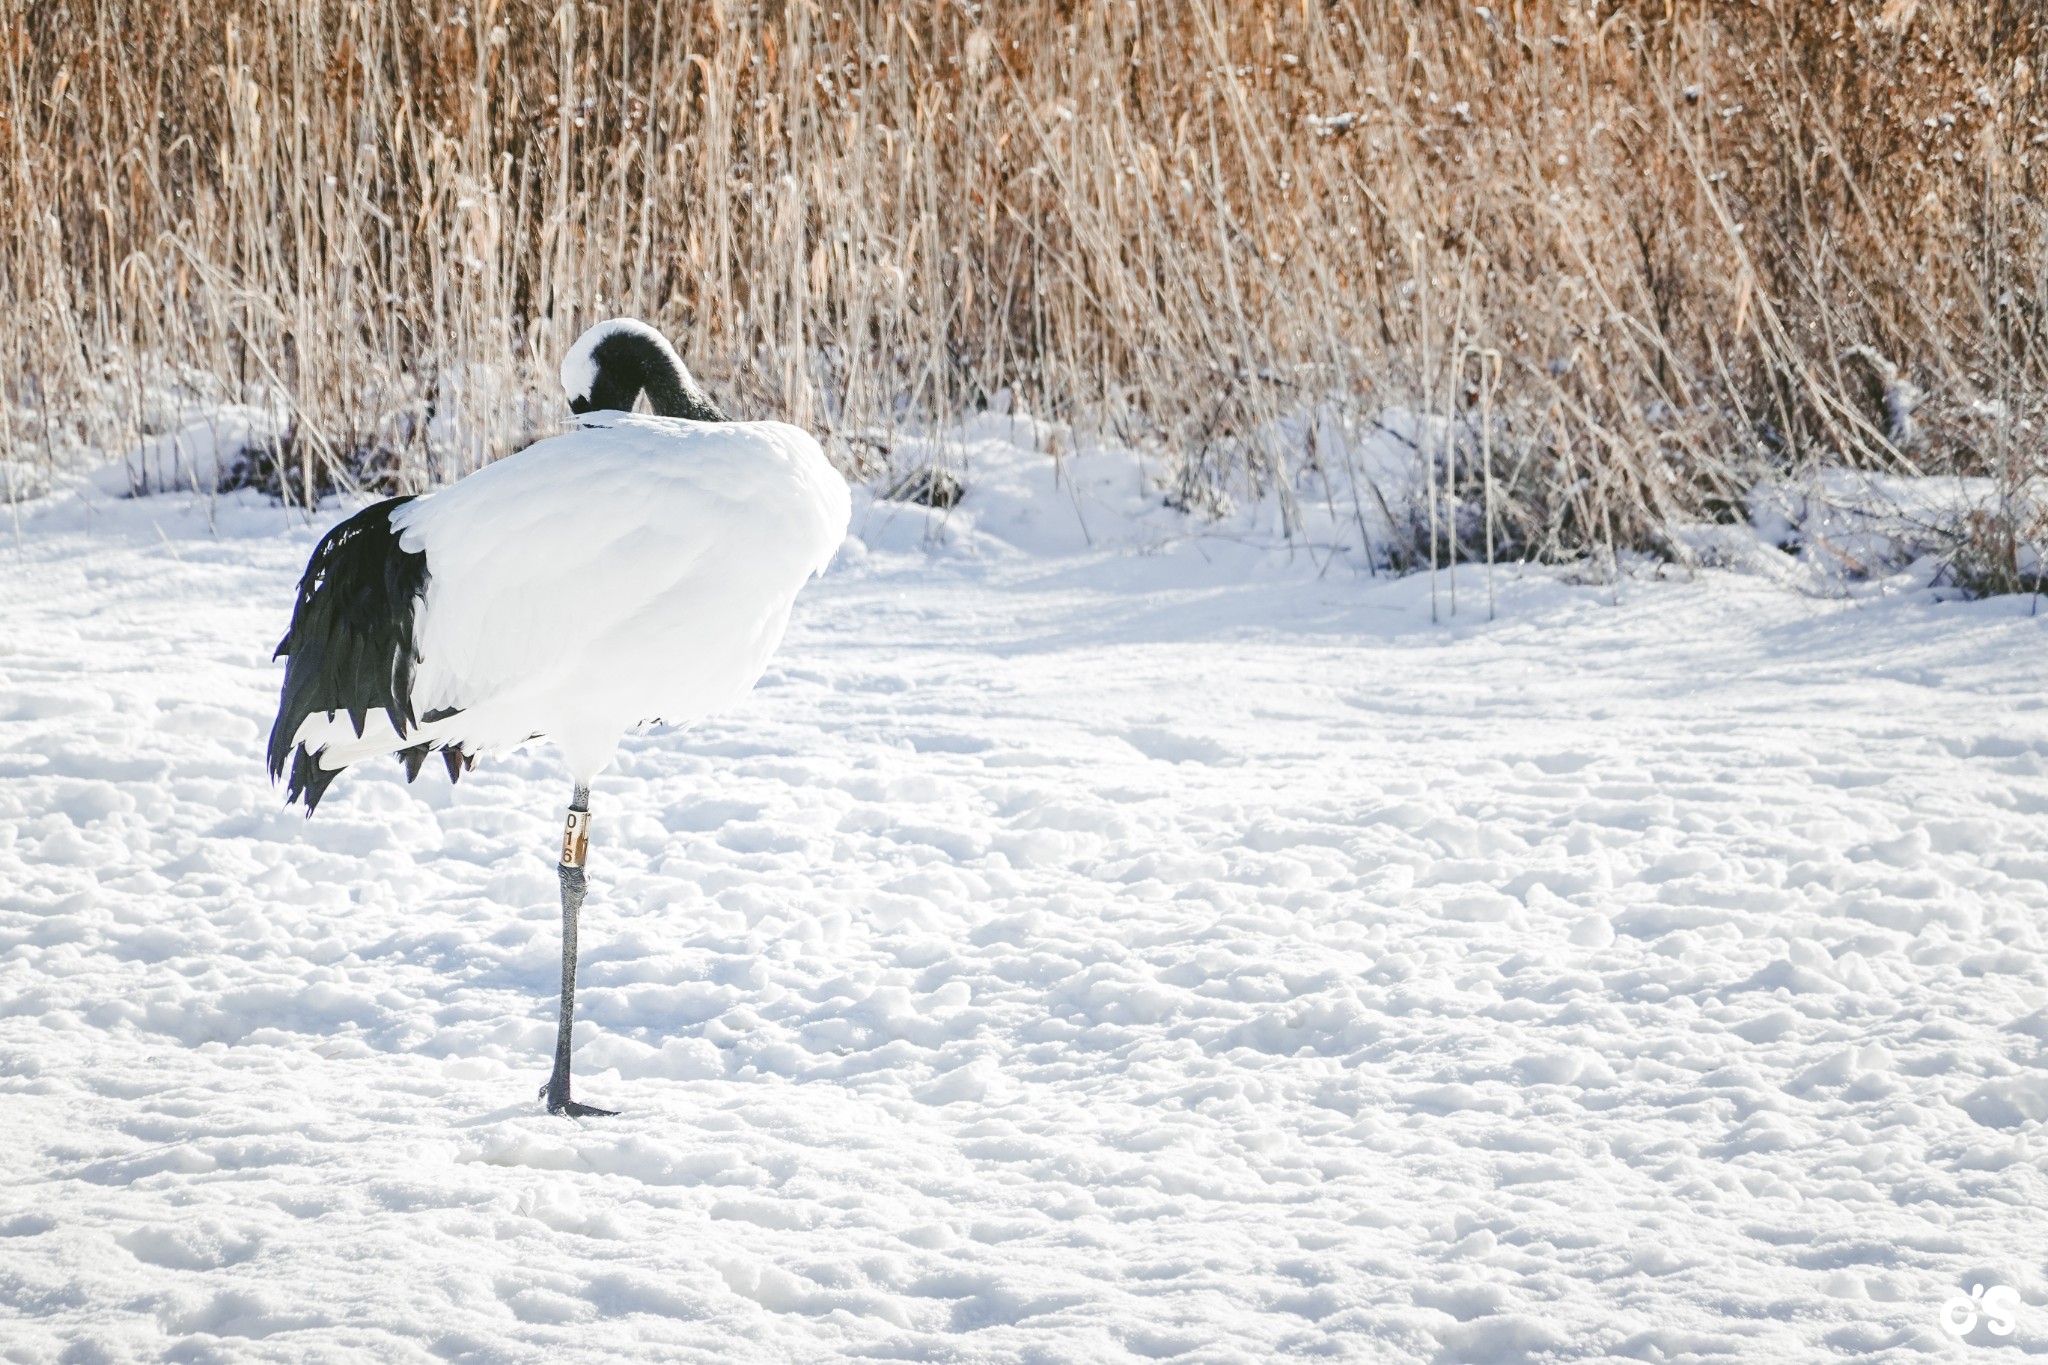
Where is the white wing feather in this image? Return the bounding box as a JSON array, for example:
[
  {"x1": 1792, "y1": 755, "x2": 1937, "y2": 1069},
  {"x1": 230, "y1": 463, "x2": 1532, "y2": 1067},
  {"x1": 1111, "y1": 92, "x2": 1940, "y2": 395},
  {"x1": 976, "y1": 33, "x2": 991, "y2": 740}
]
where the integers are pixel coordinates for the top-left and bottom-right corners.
[{"x1": 293, "y1": 416, "x2": 848, "y2": 781}]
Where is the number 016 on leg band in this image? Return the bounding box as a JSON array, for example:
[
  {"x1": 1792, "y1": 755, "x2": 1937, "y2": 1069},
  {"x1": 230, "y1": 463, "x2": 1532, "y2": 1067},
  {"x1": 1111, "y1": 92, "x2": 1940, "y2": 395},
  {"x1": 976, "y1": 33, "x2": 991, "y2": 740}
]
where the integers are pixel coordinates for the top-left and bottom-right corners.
[{"x1": 561, "y1": 809, "x2": 592, "y2": 868}]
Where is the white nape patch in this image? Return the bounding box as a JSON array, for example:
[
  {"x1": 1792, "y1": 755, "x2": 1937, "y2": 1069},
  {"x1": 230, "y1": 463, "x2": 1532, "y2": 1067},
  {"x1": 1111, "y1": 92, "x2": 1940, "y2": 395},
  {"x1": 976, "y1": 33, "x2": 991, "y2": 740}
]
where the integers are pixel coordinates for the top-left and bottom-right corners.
[{"x1": 559, "y1": 317, "x2": 681, "y2": 401}]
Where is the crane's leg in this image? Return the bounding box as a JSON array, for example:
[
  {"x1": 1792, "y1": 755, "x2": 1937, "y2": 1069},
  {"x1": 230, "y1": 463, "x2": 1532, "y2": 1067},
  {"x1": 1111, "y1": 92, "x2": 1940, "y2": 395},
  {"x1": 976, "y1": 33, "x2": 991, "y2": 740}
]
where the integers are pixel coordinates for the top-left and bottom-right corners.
[{"x1": 540, "y1": 784, "x2": 617, "y2": 1118}]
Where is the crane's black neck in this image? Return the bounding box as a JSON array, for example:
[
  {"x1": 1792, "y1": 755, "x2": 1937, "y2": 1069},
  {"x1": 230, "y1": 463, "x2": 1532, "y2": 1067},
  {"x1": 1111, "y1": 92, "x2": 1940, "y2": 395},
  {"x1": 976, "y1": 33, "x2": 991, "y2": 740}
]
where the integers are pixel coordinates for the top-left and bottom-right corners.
[{"x1": 570, "y1": 329, "x2": 728, "y2": 422}]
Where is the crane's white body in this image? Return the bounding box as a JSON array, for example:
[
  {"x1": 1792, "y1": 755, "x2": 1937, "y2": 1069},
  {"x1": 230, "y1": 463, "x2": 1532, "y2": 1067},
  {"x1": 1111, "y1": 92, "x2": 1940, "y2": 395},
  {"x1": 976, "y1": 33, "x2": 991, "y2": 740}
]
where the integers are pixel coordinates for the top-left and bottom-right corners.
[{"x1": 292, "y1": 414, "x2": 849, "y2": 783}]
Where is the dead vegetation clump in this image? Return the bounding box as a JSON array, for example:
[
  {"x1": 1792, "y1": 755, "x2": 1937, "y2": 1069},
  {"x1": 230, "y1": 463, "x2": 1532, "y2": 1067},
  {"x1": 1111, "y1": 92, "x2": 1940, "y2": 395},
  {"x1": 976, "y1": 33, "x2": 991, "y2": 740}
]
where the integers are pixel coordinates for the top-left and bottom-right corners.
[{"x1": 3, "y1": 0, "x2": 2044, "y2": 585}]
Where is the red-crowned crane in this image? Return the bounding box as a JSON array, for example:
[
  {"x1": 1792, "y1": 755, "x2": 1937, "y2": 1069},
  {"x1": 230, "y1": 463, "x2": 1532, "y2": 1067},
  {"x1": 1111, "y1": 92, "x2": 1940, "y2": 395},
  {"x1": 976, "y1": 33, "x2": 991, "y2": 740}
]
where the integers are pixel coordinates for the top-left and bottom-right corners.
[{"x1": 267, "y1": 319, "x2": 850, "y2": 1116}]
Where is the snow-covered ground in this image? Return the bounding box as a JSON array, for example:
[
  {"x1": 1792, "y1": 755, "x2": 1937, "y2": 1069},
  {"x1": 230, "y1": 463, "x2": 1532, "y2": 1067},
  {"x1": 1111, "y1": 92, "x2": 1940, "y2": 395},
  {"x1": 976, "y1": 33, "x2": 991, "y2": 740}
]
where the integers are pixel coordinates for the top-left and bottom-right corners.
[{"x1": 2, "y1": 436, "x2": 2047, "y2": 1362}]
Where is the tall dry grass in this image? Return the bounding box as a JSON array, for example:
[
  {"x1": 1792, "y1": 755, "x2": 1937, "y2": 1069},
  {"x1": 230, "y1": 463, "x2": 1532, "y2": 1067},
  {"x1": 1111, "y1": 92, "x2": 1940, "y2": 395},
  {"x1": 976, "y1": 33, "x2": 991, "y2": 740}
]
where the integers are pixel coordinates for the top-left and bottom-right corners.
[{"x1": 4, "y1": 0, "x2": 2044, "y2": 579}]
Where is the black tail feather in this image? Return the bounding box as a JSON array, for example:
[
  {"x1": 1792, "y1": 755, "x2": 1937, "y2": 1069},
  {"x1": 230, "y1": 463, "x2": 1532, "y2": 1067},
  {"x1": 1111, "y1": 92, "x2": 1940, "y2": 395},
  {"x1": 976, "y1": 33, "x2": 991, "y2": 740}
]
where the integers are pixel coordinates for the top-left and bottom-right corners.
[
  {"x1": 398, "y1": 744, "x2": 429, "y2": 783},
  {"x1": 397, "y1": 739, "x2": 475, "y2": 790},
  {"x1": 285, "y1": 746, "x2": 347, "y2": 815},
  {"x1": 268, "y1": 497, "x2": 429, "y2": 815}
]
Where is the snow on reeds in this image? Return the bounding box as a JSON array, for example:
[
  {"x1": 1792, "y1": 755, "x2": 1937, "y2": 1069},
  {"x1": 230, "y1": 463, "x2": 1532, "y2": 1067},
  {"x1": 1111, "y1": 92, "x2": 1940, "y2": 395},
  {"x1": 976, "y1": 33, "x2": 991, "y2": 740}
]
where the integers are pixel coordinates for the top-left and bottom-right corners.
[{"x1": 3, "y1": 0, "x2": 2045, "y2": 582}]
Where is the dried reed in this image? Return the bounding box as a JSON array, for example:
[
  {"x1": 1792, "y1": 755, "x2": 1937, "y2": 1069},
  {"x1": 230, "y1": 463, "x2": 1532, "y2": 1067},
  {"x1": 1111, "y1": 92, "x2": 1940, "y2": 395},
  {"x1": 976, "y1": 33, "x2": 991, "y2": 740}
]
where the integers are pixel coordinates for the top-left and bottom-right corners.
[{"x1": 4, "y1": 0, "x2": 2043, "y2": 579}]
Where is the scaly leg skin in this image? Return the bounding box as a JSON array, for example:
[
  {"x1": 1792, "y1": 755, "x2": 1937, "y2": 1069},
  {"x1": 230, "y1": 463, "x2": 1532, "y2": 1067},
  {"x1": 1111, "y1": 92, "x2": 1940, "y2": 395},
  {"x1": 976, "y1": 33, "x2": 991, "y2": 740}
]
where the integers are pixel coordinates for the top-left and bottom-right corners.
[{"x1": 540, "y1": 785, "x2": 617, "y2": 1118}]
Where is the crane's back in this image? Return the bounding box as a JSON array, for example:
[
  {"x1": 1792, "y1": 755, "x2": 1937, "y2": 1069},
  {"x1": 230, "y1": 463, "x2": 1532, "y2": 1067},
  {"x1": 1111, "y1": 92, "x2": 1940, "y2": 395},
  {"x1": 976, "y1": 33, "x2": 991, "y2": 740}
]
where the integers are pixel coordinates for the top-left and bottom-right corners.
[{"x1": 391, "y1": 415, "x2": 849, "y2": 777}]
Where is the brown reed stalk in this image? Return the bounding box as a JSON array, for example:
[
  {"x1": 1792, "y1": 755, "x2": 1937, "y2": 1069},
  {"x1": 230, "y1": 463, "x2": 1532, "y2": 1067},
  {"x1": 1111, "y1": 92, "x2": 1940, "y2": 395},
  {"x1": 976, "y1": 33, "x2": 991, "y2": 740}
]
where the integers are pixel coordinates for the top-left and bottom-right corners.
[{"x1": 0, "y1": 0, "x2": 2041, "y2": 580}]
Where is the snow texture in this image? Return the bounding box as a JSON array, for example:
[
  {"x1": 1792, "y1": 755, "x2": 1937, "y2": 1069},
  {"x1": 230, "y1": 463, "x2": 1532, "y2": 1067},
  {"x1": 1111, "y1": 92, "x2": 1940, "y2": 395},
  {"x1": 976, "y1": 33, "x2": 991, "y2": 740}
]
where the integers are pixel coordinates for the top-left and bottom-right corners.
[
  {"x1": 87, "y1": 406, "x2": 279, "y2": 500},
  {"x1": 2, "y1": 427, "x2": 2047, "y2": 1362},
  {"x1": 1746, "y1": 468, "x2": 2038, "y2": 588}
]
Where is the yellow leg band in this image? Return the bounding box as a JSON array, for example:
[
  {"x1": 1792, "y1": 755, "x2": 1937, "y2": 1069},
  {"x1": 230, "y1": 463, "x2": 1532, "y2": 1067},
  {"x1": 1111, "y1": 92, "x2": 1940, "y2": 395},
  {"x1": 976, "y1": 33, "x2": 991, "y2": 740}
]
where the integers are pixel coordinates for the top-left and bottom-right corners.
[{"x1": 560, "y1": 808, "x2": 592, "y2": 869}]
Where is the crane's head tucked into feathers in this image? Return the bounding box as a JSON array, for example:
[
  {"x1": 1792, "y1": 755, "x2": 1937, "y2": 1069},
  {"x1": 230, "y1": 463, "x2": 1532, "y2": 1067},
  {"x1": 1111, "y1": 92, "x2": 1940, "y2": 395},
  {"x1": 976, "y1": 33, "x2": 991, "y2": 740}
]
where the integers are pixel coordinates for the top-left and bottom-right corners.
[{"x1": 561, "y1": 318, "x2": 728, "y2": 422}]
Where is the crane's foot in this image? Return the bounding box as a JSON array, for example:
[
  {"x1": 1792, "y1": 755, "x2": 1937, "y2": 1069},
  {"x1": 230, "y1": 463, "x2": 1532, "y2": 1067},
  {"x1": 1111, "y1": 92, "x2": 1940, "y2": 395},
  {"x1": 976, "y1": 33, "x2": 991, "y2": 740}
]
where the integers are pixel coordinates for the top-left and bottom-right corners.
[{"x1": 539, "y1": 1077, "x2": 619, "y2": 1119}]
